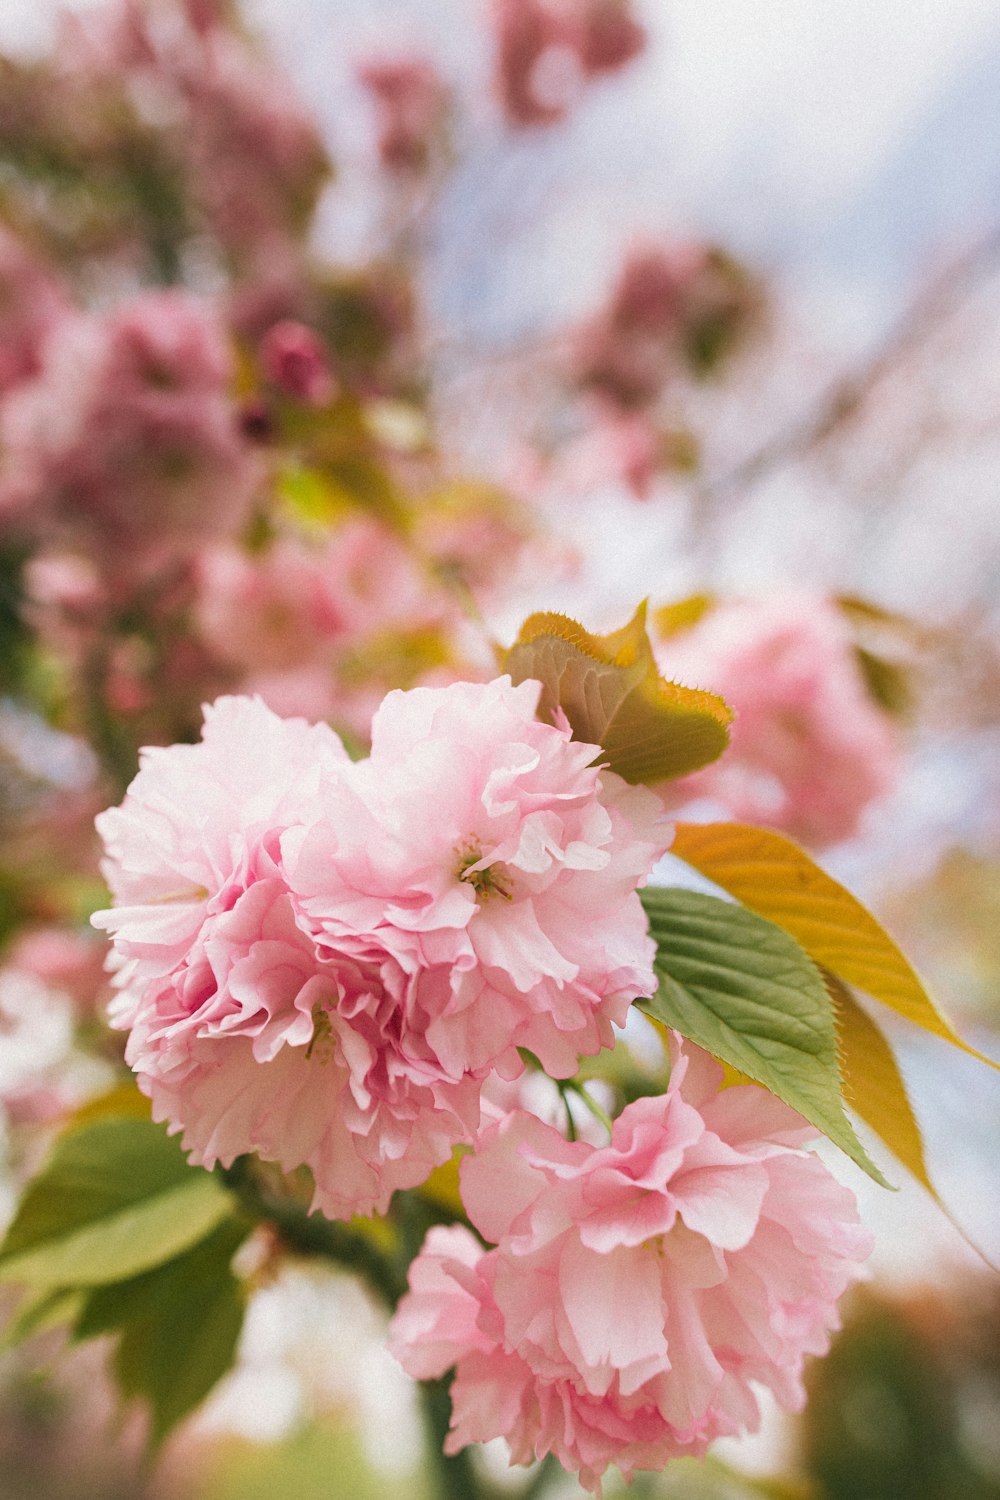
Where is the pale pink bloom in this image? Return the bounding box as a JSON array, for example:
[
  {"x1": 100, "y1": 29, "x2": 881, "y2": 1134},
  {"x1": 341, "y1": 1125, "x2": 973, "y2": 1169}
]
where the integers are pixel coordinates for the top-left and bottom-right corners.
[
  {"x1": 91, "y1": 695, "x2": 479, "y2": 1218},
  {"x1": 658, "y1": 596, "x2": 902, "y2": 848},
  {"x1": 0, "y1": 292, "x2": 257, "y2": 559},
  {"x1": 0, "y1": 226, "x2": 69, "y2": 401},
  {"x1": 357, "y1": 56, "x2": 447, "y2": 172},
  {"x1": 92, "y1": 682, "x2": 667, "y2": 1217},
  {"x1": 284, "y1": 675, "x2": 669, "y2": 1080},
  {"x1": 390, "y1": 1037, "x2": 872, "y2": 1494},
  {"x1": 260, "y1": 320, "x2": 335, "y2": 405}
]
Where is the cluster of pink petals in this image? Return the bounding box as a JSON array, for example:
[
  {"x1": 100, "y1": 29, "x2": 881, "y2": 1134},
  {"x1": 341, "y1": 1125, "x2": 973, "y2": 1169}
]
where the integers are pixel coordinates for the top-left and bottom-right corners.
[
  {"x1": 390, "y1": 1036, "x2": 872, "y2": 1493},
  {"x1": 357, "y1": 55, "x2": 448, "y2": 173},
  {"x1": 177, "y1": 27, "x2": 330, "y2": 255},
  {"x1": 573, "y1": 242, "x2": 717, "y2": 408},
  {"x1": 493, "y1": 0, "x2": 645, "y2": 128},
  {"x1": 260, "y1": 320, "x2": 336, "y2": 405},
  {"x1": 658, "y1": 595, "x2": 902, "y2": 848},
  {"x1": 93, "y1": 681, "x2": 667, "y2": 1218},
  {"x1": 553, "y1": 408, "x2": 664, "y2": 499},
  {"x1": 195, "y1": 517, "x2": 462, "y2": 735},
  {"x1": 0, "y1": 227, "x2": 69, "y2": 402},
  {"x1": 0, "y1": 290, "x2": 257, "y2": 560}
]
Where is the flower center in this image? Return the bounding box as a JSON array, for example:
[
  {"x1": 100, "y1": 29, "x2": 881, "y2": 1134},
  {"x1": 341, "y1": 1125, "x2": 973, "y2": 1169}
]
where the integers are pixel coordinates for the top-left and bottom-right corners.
[
  {"x1": 305, "y1": 1002, "x2": 335, "y2": 1064},
  {"x1": 455, "y1": 837, "x2": 513, "y2": 903}
]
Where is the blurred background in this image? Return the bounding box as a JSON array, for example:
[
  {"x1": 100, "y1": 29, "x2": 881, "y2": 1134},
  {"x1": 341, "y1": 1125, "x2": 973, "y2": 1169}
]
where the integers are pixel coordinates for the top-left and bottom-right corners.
[{"x1": 1, "y1": 2, "x2": 999, "y2": 1497}]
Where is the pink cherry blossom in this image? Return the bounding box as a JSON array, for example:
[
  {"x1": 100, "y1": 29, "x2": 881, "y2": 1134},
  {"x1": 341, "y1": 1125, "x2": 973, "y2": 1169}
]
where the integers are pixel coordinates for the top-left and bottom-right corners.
[
  {"x1": 177, "y1": 29, "x2": 330, "y2": 256},
  {"x1": 493, "y1": 0, "x2": 579, "y2": 127},
  {"x1": 0, "y1": 226, "x2": 70, "y2": 400},
  {"x1": 493, "y1": 0, "x2": 645, "y2": 127},
  {"x1": 196, "y1": 539, "x2": 350, "y2": 675},
  {"x1": 390, "y1": 1036, "x2": 872, "y2": 1494},
  {"x1": 91, "y1": 695, "x2": 479, "y2": 1218},
  {"x1": 93, "y1": 683, "x2": 666, "y2": 1218},
  {"x1": 7, "y1": 928, "x2": 108, "y2": 1018},
  {"x1": 658, "y1": 595, "x2": 902, "y2": 848},
  {"x1": 260, "y1": 320, "x2": 335, "y2": 405},
  {"x1": 357, "y1": 56, "x2": 447, "y2": 173},
  {"x1": 284, "y1": 675, "x2": 670, "y2": 1080},
  {"x1": 0, "y1": 291, "x2": 258, "y2": 560},
  {"x1": 572, "y1": 242, "x2": 711, "y2": 407},
  {"x1": 577, "y1": 0, "x2": 646, "y2": 75},
  {"x1": 195, "y1": 517, "x2": 463, "y2": 735}
]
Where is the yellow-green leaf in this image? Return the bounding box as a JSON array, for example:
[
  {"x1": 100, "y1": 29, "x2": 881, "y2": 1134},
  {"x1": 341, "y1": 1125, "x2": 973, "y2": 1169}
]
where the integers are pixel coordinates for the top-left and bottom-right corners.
[
  {"x1": 418, "y1": 1151, "x2": 465, "y2": 1218},
  {"x1": 67, "y1": 1082, "x2": 152, "y2": 1128},
  {"x1": 671, "y1": 821, "x2": 999, "y2": 1071},
  {"x1": 825, "y1": 972, "x2": 926, "y2": 1194},
  {"x1": 502, "y1": 603, "x2": 732, "y2": 784},
  {"x1": 652, "y1": 593, "x2": 716, "y2": 638}
]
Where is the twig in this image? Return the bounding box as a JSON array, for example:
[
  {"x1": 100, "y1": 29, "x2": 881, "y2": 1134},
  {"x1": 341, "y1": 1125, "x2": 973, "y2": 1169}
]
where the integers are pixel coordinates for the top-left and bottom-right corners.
[{"x1": 695, "y1": 225, "x2": 1000, "y2": 502}]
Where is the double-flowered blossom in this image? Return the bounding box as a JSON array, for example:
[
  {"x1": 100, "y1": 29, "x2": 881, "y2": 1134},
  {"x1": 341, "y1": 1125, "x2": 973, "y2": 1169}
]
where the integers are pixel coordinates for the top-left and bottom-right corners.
[
  {"x1": 92, "y1": 680, "x2": 668, "y2": 1217},
  {"x1": 389, "y1": 1037, "x2": 873, "y2": 1493}
]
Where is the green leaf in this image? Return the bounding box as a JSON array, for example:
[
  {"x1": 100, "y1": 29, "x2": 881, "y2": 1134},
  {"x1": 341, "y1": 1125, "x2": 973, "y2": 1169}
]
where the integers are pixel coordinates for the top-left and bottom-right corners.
[
  {"x1": 639, "y1": 887, "x2": 888, "y2": 1186},
  {"x1": 502, "y1": 603, "x2": 732, "y2": 784},
  {"x1": 2, "y1": 1286, "x2": 84, "y2": 1349},
  {"x1": 670, "y1": 821, "x2": 999, "y2": 1071},
  {"x1": 77, "y1": 1219, "x2": 248, "y2": 1445},
  {"x1": 0, "y1": 1119, "x2": 234, "y2": 1288}
]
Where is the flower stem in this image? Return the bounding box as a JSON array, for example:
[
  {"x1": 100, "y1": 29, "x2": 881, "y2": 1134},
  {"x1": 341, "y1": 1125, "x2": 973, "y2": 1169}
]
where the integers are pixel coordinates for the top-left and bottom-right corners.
[
  {"x1": 217, "y1": 1157, "x2": 407, "y2": 1309},
  {"x1": 568, "y1": 1080, "x2": 614, "y2": 1138},
  {"x1": 420, "y1": 1376, "x2": 486, "y2": 1500}
]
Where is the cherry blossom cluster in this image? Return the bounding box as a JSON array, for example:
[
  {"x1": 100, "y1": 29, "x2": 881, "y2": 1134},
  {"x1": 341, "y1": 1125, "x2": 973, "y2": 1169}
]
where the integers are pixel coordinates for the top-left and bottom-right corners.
[
  {"x1": 494, "y1": 0, "x2": 646, "y2": 127},
  {"x1": 656, "y1": 596, "x2": 902, "y2": 848},
  {"x1": 92, "y1": 680, "x2": 669, "y2": 1217},
  {"x1": 92, "y1": 670, "x2": 877, "y2": 1490},
  {"x1": 390, "y1": 1037, "x2": 872, "y2": 1493}
]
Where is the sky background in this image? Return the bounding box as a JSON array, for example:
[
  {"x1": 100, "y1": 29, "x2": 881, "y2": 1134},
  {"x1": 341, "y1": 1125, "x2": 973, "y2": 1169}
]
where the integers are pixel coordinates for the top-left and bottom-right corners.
[{"x1": 5, "y1": 0, "x2": 1000, "y2": 334}]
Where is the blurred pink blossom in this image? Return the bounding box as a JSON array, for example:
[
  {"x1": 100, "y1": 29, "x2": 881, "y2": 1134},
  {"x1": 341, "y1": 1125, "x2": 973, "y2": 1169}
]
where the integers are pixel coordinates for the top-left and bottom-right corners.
[
  {"x1": 554, "y1": 407, "x2": 663, "y2": 497},
  {"x1": 54, "y1": 0, "x2": 155, "y2": 75},
  {"x1": 260, "y1": 320, "x2": 336, "y2": 405},
  {"x1": 658, "y1": 596, "x2": 903, "y2": 848},
  {"x1": 196, "y1": 518, "x2": 461, "y2": 735},
  {"x1": 390, "y1": 1036, "x2": 872, "y2": 1493},
  {"x1": 493, "y1": 0, "x2": 578, "y2": 127},
  {"x1": 573, "y1": 242, "x2": 711, "y2": 407},
  {"x1": 493, "y1": 0, "x2": 646, "y2": 127},
  {"x1": 0, "y1": 290, "x2": 258, "y2": 560},
  {"x1": 0, "y1": 227, "x2": 70, "y2": 401},
  {"x1": 357, "y1": 56, "x2": 448, "y2": 173},
  {"x1": 7, "y1": 928, "x2": 108, "y2": 1018},
  {"x1": 577, "y1": 0, "x2": 646, "y2": 74},
  {"x1": 177, "y1": 30, "x2": 330, "y2": 254}
]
